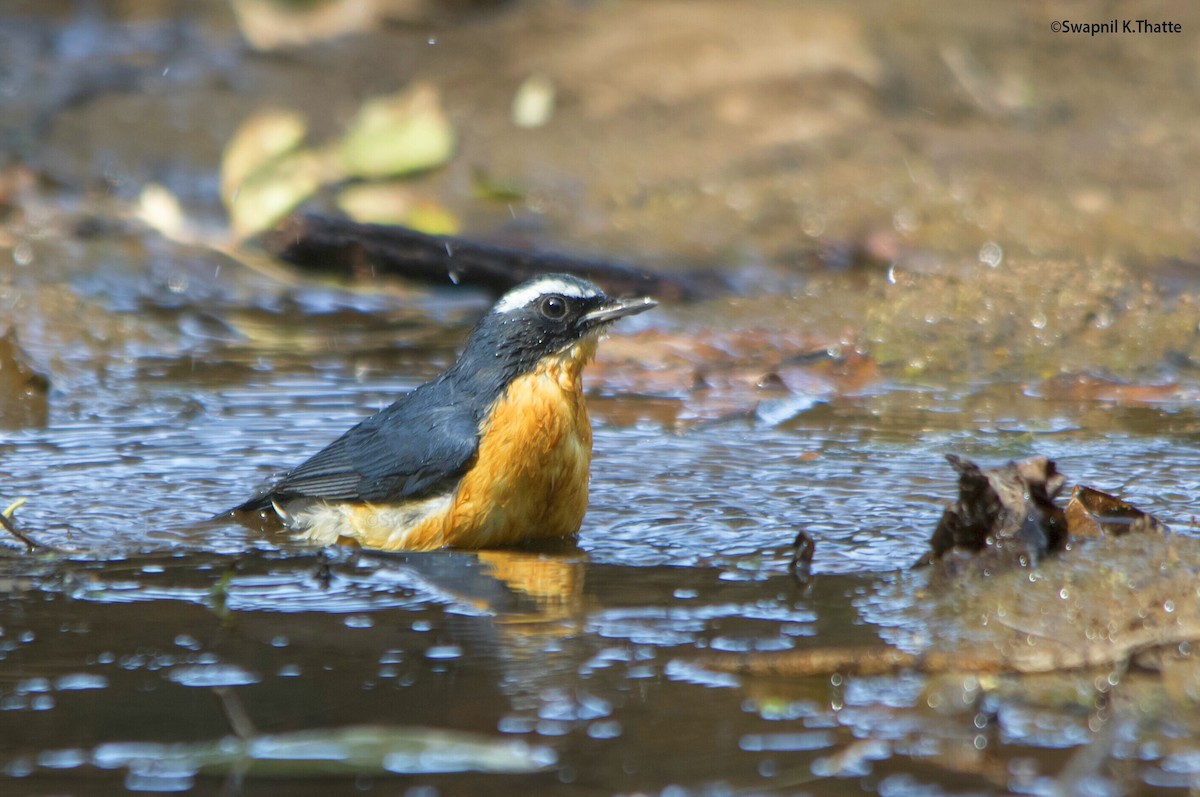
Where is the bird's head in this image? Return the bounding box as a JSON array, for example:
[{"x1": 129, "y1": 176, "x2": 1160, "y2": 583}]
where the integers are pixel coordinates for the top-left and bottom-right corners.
[{"x1": 457, "y1": 274, "x2": 656, "y2": 388}]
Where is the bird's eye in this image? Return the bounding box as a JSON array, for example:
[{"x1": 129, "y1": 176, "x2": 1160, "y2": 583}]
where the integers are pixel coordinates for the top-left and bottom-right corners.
[{"x1": 538, "y1": 294, "x2": 569, "y2": 320}]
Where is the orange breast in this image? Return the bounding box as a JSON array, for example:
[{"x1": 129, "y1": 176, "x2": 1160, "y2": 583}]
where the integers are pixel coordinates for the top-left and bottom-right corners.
[{"x1": 356, "y1": 338, "x2": 597, "y2": 550}]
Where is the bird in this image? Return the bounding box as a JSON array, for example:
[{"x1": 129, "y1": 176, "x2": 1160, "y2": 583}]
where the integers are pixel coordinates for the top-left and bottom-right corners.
[{"x1": 230, "y1": 274, "x2": 656, "y2": 551}]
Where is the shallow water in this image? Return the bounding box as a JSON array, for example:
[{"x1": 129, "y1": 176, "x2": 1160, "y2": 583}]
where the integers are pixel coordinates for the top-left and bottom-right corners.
[{"x1": 3, "y1": 297, "x2": 1200, "y2": 795}]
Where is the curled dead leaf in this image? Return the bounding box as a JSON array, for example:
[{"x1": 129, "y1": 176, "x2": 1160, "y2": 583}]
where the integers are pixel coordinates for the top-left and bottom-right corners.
[
  {"x1": 918, "y1": 454, "x2": 1068, "y2": 570},
  {"x1": 1065, "y1": 485, "x2": 1169, "y2": 538},
  {"x1": 0, "y1": 327, "x2": 49, "y2": 429}
]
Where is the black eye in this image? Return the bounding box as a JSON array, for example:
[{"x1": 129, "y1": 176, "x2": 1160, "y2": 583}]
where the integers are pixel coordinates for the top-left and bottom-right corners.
[{"x1": 538, "y1": 294, "x2": 569, "y2": 320}]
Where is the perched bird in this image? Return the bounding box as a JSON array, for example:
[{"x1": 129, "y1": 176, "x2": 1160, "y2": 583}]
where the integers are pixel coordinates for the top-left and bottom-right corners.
[{"x1": 231, "y1": 274, "x2": 656, "y2": 551}]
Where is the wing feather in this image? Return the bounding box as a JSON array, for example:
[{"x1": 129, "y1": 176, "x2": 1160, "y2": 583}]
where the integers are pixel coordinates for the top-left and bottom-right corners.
[{"x1": 235, "y1": 382, "x2": 480, "y2": 511}]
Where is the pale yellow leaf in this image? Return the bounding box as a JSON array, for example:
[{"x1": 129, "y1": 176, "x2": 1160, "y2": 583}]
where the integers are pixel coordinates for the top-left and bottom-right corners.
[
  {"x1": 228, "y1": 149, "x2": 328, "y2": 240},
  {"x1": 404, "y1": 201, "x2": 460, "y2": 236},
  {"x1": 136, "y1": 183, "x2": 188, "y2": 242},
  {"x1": 335, "y1": 182, "x2": 415, "y2": 225},
  {"x1": 220, "y1": 109, "x2": 308, "y2": 206},
  {"x1": 511, "y1": 74, "x2": 556, "y2": 129},
  {"x1": 338, "y1": 83, "x2": 455, "y2": 179}
]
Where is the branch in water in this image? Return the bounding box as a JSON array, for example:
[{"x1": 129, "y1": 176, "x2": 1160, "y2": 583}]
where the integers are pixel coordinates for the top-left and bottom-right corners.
[{"x1": 261, "y1": 213, "x2": 730, "y2": 302}]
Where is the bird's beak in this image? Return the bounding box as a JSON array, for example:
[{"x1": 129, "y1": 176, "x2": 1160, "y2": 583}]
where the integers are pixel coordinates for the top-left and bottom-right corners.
[{"x1": 582, "y1": 296, "x2": 657, "y2": 327}]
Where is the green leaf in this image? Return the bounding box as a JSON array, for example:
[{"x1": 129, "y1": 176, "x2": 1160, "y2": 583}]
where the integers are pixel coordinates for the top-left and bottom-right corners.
[
  {"x1": 338, "y1": 84, "x2": 456, "y2": 179},
  {"x1": 227, "y1": 148, "x2": 329, "y2": 240}
]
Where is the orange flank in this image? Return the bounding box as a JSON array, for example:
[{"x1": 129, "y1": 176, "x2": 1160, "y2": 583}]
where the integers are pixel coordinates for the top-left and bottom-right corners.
[{"x1": 341, "y1": 337, "x2": 598, "y2": 551}]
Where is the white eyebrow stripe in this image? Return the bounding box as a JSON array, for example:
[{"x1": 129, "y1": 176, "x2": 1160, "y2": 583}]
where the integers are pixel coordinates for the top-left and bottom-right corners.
[{"x1": 491, "y1": 277, "x2": 600, "y2": 313}]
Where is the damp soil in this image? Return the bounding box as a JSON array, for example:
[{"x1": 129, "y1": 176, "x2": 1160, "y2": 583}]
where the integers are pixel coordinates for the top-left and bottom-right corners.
[{"x1": 3, "y1": 1, "x2": 1200, "y2": 795}]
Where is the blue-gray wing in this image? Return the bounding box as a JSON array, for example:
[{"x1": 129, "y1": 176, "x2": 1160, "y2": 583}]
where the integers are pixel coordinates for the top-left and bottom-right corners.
[{"x1": 236, "y1": 388, "x2": 480, "y2": 510}]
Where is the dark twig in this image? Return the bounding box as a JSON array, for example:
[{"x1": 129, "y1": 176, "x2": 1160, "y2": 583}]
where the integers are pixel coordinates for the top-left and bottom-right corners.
[
  {"x1": 261, "y1": 214, "x2": 729, "y2": 301},
  {"x1": 213, "y1": 686, "x2": 259, "y2": 741},
  {"x1": 789, "y1": 529, "x2": 816, "y2": 589},
  {"x1": 0, "y1": 509, "x2": 59, "y2": 553}
]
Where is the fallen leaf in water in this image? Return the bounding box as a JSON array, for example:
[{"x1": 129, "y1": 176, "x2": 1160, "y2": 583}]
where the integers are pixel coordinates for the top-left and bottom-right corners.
[
  {"x1": 2, "y1": 497, "x2": 25, "y2": 520},
  {"x1": 336, "y1": 182, "x2": 417, "y2": 225},
  {"x1": 228, "y1": 149, "x2": 328, "y2": 240},
  {"x1": 511, "y1": 74, "x2": 556, "y2": 129},
  {"x1": 1065, "y1": 485, "x2": 1169, "y2": 538},
  {"x1": 24, "y1": 725, "x2": 555, "y2": 781},
  {"x1": 135, "y1": 183, "x2": 188, "y2": 242},
  {"x1": 0, "y1": 327, "x2": 49, "y2": 428},
  {"x1": 338, "y1": 84, "x2": 456, "y2": 180},
  {"x1": 217, "y1": 90, "x2": 456, "y2": 239},
  {"x1": 334, "y1": 183, "x2": 463, "y2": 234},
  {"x1": 1030, "y1": 372, "x2": 1186, "y2": 404},
  {"x1": 470, "y1": 167, "x2": 526, "y2": 201},
  {"x1": 404, "y1": 200, "x2": 461, "y2": 236},
  {"x1": 220, "y1": 109, "x2": 308, "y2": 206},
  {"x1": 230, "y1": 0, "x2": 387, "y2": 51},
  {"x1": 918, "y1": 454, "x2": 1068, "y2": 571}
]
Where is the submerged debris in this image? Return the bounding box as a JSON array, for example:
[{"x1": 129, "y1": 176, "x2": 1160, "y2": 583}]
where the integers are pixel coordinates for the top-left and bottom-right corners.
[
  {"x1": 16, "y1": 724, "x2": 556, "y2": 783},
  {"x1": 702, "y1": 453, "x2": 1187, "y2": 680},
  {"x1": 1065, "y1": 484, "x2": 1170, "y2": 538},
  {"x1": 0, "y1": 499, "x2": 63, "y2": 553},
  {"x1": 915, "y1": 455, "x2": 1169, "y2": 572},
  {"x1": 218, "y1": 84, "x2": 458, "y2": 239},
  {"x1": 9, "y1": 683, "x2": 556, "y2": 784},
  {"x1": 0, "y1": 327, "x2": 49, "y2": 428},
  {"x1": 703, "y1": 533, "x2": 1200, "y2": 678},
  {"x1": 917, "y1": 454, "x2": 1068, "y2": 570},
  {"x1": 261, "y1": 213, "x2": 723, "y2": 301}
]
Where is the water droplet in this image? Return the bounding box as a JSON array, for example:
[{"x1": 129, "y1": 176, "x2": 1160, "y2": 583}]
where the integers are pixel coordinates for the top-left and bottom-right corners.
[
  {"x1": 54, "y1": 673, "x2": 108, "y2": 691},
  {"x1": 12, "y1": 241, "x2": 33, "y2": 266},
  {"x1": 167, "y1": 664, "x2": 259, "y2": 687},
  {"x1": 978, "y1": 241, "x2": 1003, "y2": 268},
  {"x1": 892, "y1": 208, "x2": 917, "y2": 233}
]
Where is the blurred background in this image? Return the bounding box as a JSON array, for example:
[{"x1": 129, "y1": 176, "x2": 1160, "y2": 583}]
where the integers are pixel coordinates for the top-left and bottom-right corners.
[{"x1": 3, "y1": 0, "x2": 1200, "y2": 385}]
